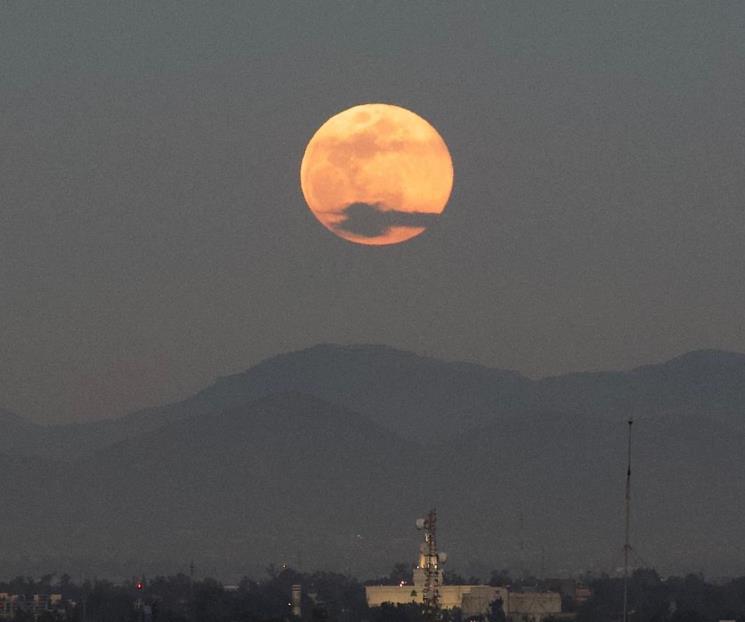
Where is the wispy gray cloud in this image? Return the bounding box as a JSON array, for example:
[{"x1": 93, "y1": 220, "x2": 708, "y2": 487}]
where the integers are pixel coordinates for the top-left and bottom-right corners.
[{"x1": 333, "y1": 202, "x2": 441, "y2": 238}]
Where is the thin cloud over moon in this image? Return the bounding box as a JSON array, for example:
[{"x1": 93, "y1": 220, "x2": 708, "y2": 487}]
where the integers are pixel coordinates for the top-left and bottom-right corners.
[{"x1": 333, "y1": 202, "x2": 442, "y2": 238}]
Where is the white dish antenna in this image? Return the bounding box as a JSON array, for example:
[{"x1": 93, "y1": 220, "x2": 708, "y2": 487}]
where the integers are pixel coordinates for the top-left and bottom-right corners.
[{"x1": 416, "y1": 518, "x2": 426, "y2": 530}]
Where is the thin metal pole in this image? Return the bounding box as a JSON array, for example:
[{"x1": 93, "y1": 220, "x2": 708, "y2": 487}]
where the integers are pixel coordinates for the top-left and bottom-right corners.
[
  {"x1": 623, "y1": 419, "x2": 633, "y2": 622},
  {"x1": 189, "y1": 560, "x2": 195, "y2": 622}
]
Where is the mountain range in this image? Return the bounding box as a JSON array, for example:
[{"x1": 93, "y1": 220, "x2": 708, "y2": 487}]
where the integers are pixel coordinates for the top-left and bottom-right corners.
[{"x1": 1, "y1": 345, "x2": 744, "y2": 579}]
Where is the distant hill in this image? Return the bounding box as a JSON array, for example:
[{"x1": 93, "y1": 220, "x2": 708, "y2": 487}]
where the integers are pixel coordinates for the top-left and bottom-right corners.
[
  {"x1": 4, "y1": 344, "x2": 745, "y2": 458},
  {"x1": 532, "y1": 349, "x2": 745, "y2": 428},
  {"x1": 1, "y1": 343, "x2": 531, "y2": 456},
  {"x1": 189, "y1": 344, "x2": 531, "y2": 443},
  {"x1": 1, "y1": 345, "x2": 744, "y2": 578},
  {"x1": 0, "y1": 407, "x2": 29, "y2": 426},
  {"x1": 0, "y1": 408, "x2": 42, "y2": 456},
  {"x1": 0, "y1": 393, "x2": 424, "y2": 577}
]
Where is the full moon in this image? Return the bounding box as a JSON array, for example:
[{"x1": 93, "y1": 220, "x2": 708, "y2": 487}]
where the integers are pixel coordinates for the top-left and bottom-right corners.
[{"x1": 300, "y1": 103, "x2": 454, "y2": 245}]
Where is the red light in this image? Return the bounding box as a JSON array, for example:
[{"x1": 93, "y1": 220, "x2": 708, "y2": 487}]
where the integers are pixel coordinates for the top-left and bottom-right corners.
[{"x1": 136, "y1": 582, "x2": 144, "y2": 591}]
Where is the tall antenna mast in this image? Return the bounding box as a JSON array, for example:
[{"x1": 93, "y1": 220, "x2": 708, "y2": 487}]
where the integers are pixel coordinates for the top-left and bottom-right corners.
[
  {"x1": 189, "y1": 560, "x2": 195, "y2": 622},
  {"x1": 622, "y1": 418, "x2": 633, "y2": 622},
  {"x1": 518, "y1": 510, "x2": 526, "y2": 579}
]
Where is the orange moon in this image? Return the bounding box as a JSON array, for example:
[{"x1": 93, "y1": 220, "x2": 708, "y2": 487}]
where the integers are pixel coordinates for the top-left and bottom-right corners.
[{"x1": 300, "y1": 103, "x2": 454, "y2": 245}]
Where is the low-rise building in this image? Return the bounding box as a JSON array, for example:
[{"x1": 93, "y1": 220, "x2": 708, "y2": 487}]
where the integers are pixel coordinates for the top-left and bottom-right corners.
[
  {"x1": 365, "y1": 511, "x2": 561, "y2": 621},
  {"x1": 0, "y1": 592, "x2": 66, "y2": 620}
]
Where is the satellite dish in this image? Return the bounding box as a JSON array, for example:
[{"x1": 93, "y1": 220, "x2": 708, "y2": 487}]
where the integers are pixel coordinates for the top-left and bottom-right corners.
[
  {"x1": 416, "y1": 518, "x2": 425, "y2": 530},
  {"x1": 438, "y1": 553, "x2": 448, "y2": 564}
]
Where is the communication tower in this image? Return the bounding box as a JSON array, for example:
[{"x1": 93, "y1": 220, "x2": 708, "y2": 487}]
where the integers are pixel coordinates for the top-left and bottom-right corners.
[{"x1": 415, "y1": 509, "x2": 446, "y2": 611}]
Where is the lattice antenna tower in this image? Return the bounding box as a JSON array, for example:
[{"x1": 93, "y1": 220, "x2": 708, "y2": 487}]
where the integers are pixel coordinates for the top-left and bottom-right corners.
[{"x1": 418, "y1": 509, "x2": 441, "y2": 611}]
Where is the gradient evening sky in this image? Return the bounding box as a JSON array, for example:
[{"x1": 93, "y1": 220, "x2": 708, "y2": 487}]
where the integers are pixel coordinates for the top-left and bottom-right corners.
[{"x1": 2, "y1": 3, "x2": 744, "y2": 423}]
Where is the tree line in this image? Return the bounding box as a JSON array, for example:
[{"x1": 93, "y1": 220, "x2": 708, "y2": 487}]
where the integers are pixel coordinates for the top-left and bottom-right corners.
[{"x1": 2, "y1": 566, "x2": 745, "y2": 622}]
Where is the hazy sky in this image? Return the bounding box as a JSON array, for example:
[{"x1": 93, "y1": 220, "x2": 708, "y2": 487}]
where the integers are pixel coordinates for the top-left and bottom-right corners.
[{"x1": 2, "y1": 3, "x2": 744, "y2": 423}]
